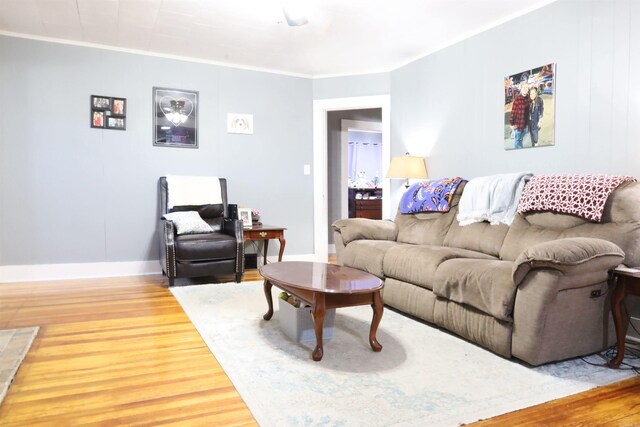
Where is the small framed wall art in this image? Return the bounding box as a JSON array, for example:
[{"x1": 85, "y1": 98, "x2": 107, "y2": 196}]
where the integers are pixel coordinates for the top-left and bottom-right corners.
[
  {"x1": 153, "y1": 87, "x2": 198, "y2": 148},
  {"x1": 227, "y1": 113, "x2": 254, "y2": 134},
  {"x1": 90, "y1": 95, "x2": 127, "y2": 130}
]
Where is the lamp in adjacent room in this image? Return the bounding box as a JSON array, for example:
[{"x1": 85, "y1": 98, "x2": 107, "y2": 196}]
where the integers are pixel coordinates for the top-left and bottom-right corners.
[{"x1": 386, "y1": 153, "x2": 428, "y2": 188}]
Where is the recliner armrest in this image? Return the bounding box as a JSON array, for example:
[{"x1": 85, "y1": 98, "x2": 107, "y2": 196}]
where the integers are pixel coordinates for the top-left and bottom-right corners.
[
  {"x1": 332, "y1": 218, "x2": 398, "y2": 245},
  {"x1": 512, "y1": 237, "x2": 624, "y2": 286},
  {"x1": 222, "y1": 218, "x2": 244, "y2": 240},
  {"x1": 223, "y1": 218, "x2": 245, "y2": 278},
  {"x1": 158, "y1": 219, "x2": 177, "y2": 278}
]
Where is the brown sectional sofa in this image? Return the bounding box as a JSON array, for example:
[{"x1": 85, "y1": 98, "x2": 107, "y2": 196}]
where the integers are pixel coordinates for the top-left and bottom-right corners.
[{"x1": 333, "y1": 181, "x2": 640, "y2": 366}]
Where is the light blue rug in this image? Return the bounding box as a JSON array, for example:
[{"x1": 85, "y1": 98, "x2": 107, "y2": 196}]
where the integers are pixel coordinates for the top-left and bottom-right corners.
[{"x1": 171, "y1": 282, "x2": 633, "y2": 427}]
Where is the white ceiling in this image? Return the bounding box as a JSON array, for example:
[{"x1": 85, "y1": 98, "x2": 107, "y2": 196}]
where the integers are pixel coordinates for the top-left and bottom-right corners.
[{"x1": 0, "y1": 0, "x2": 556, "y2": 77}]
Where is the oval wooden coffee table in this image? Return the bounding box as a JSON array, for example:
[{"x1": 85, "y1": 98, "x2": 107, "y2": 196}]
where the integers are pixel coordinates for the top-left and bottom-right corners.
[{"x1": 260, "y1": 261, "x2": 384, "y2": 361}]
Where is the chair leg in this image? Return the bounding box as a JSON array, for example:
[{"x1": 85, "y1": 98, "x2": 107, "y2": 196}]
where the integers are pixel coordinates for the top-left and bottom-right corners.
[
  {"x1": 235, "y1": 272, "x2": 242, "y2": 283},
  {"x1": 169, "y1": 277, "x2": 175, "y2": 287}
]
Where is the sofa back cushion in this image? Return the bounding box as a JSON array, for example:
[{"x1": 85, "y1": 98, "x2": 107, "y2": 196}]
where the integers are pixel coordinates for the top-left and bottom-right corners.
[
  {"x1": 394, "y1": 181, "x2": 464, "y2": 246},
  {"x1": 443, "y1": 219, "x2": 509, "y2": 257},
  {"x1": 500, "y1": 182, "x2": 640, "y2": 266}
]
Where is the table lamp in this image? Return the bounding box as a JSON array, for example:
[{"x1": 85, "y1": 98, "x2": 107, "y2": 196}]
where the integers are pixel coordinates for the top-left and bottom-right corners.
[{"x1": 386, "y1": 153, "x2": 428, "y2": 188}]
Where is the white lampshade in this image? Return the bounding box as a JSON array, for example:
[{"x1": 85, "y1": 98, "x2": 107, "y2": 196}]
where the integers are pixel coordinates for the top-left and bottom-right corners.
[{"x1": 386, "y1": 155, "x2": 428, "y2": 187}]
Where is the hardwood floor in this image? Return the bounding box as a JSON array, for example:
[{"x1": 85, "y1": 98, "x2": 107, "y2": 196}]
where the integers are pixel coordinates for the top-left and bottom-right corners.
[{"x1": 0, "y1": 267, "x2": 639, "y2": 426}]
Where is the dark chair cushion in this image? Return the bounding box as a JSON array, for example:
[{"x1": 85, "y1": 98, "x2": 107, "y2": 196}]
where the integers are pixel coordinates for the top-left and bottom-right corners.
[
  {"x1": 175, "y1": 232, "x2": 237, "y2": 262},
  {"x1": 170, "y1": 203, "x2": 225, "y2": 219}
]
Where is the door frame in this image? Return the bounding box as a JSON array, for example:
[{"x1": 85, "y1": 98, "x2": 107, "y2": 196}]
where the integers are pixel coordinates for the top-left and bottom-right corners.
[
  {"x1": 312, "y1": 95, "x2": 391, "y2": 261},
  {"x1": 340, "y1": 119, "x2": 383, "y2": 219}
]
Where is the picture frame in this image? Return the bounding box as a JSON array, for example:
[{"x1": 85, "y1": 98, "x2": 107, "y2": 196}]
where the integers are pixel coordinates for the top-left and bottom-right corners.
[
  {"x1": 90, "y1": 95, "x2": 127, "y2": 130},
  {"x1": 227, "y1": 113, "x2": 254, "y2": 134},
  {"x1": 153, "y1": 87, "x2": 198, "y2": 148},
  {"x1": 91, "y1": 110, "x2": 105, "y2": 128},
  {"x1": 504, "y1": 63, "x2": 556, "y2": 150},
  {"x1": 106, "y1": 117, "x2": 126, "y2": 131},
  {"x1": 112, "y1": 98, "x2": 126, "y2": 116},
  {"x1": 238, "y1": 208, "x2": 252, "y2": 229},
  {"x1": 91, "y1": 95, "x2": 111, "y2": 110}
]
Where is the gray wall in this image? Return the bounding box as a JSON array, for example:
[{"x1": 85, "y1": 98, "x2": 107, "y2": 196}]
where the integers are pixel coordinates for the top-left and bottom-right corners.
[
  {"x1": 327, "y1": 109, "x2": 382, "y2": 244},
  {"x1": 0, "y1": 36, "x2": 313, "y2": 266},
  {"x1": 313, "y1": 72, "x2": 390, "y2": 100},
  {"x1": 389, "y1": 0, "x2": 640, "y2": 211}
]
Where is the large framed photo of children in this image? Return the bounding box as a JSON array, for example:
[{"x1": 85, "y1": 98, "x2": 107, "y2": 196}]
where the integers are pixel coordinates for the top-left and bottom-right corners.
[{"x1": 504, "y1": 63, "x2": 555, "y2": 150}]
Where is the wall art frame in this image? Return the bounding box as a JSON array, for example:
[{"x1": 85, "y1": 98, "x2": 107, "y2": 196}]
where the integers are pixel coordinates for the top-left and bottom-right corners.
[
  {"x1": 503, "y1": 63, "x2": 556, "y2": 150},
  {"x1": 90, "y1": 95, "x2": 127, "y2": 130},
  {"x1": 153, "y1": 87, "x2": 199, "y2": 148}
]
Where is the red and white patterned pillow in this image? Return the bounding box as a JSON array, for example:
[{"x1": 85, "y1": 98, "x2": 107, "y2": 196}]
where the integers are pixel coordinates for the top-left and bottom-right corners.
[{"x1": 517, "y1": 174, "x2": 636, "y2": 222}]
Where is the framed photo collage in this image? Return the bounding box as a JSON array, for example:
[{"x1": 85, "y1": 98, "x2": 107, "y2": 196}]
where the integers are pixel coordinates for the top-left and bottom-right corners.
[{"x1": 91, "y1": 95, "x2": 127, "y2": 131}]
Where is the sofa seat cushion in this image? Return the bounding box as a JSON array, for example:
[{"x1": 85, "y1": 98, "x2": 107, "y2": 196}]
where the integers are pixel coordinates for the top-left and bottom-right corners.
[
  {"x1": 175, "y1": 232, "x2": 237, "y2": 262},
  {"x1": 383, "y1": 245, "x2": 496, "y2": 290},
  {"x1": 341, "y1": 240, "x2": 405, "y2": 278},
  {"x1": 433, "y1": 259, "x2": 516, "y2": 321}
]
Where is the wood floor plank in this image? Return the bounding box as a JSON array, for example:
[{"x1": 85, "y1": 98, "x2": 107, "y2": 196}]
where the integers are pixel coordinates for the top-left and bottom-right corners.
[{"x1": 0, "y1": 266, "x2": 639, "y2": 426}]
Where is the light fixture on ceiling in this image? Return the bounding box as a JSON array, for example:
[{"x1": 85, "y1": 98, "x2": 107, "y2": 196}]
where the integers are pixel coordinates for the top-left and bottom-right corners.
[
  {"x1": 386, "y1": 152, "x2": 429, "y2": 188},
  {"x1": 282, "y1": 5, "x2": 308, "y2": 26}
]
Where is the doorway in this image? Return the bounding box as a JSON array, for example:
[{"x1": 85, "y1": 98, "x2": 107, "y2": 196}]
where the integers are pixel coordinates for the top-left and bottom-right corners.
[{"x1": 312, "y1": 95, "x2": 391, "y2": 262}]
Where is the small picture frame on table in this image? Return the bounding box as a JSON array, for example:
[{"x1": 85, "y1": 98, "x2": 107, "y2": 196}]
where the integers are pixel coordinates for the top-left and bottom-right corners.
[{"x1": 238, "y1": 208, "x2": 252, "y2": 229}]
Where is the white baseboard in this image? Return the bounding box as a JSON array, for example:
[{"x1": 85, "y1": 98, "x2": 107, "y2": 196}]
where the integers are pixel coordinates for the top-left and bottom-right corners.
[
  {"x1": 1, "y1": 254, "x2": 321, "y2": 283},
  {"x1": 0, "y1": 261, "x2": 161, "y2": 283},
  {"x1": 258, "y1": 253, "x2": 318, "y2": 267}
]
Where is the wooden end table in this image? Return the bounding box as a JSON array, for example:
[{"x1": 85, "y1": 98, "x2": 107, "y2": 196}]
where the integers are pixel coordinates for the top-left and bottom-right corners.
[
  {"x1": 608, "y1": 267, "x2": 640, "y2": 368},
  {"x1": 243, "y1": 224, "x2": 286, "y2": 265},
  {"x1": 260, "y1": 261, "x2": 384, "y2": 361}
]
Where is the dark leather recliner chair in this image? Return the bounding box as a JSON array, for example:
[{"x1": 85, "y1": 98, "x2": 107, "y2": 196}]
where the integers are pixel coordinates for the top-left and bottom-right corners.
[{"x1": 158, "y1": 177, "x2": 244, "y2": 285}]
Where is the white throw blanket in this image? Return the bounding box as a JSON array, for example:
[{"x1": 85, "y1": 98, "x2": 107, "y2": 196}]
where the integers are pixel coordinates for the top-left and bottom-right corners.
[
  {"x1": 457, "y1": 172, "x2": 533, "y2": 226},
  {"x1": 166, "y1": 175, "x2": 222, "y2": 208}
]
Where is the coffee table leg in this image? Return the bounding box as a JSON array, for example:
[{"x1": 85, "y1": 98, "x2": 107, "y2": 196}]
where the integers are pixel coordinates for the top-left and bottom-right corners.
[
  {"x1": 263, "y1": 280, "x2": 274, "y2": 321},
  {"x1": 369, "y1": 290, "x2": 383, "y2": 352},
  {"x1": 311, "y1": 294, "x2": 326, "y2": 361}
]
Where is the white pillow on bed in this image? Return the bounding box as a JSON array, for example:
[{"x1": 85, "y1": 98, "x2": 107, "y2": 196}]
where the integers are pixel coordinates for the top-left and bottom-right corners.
[{"x1": 163, "y1": 211, "x2": 213, "y2": 235}]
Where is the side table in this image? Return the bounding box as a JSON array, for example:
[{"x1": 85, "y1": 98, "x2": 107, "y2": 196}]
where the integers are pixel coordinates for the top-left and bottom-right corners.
[
  {"x1": 608, "y1": 267, "x2": 640, "y2": 368},
  {"x1": 243, "y1": 224, "x2": 286, "y2": 265}
]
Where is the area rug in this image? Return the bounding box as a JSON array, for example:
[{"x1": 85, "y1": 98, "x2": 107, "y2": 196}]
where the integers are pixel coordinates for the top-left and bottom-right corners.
[
  {"x1": 0, "y1": 327, "x2": 38, "y2": 405},
  {"x1": 171, "y1": 282, "x2": 633, "y2": 427}
]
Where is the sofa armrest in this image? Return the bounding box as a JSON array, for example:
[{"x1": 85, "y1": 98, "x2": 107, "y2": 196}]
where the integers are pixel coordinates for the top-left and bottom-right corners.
[
  {"x1": 512, "y1": 237, "x2": 624, "y2": 286},
  {"x1": 332, "y1": 218, "x2": 398, "y2": 245},
  {"x1": 158, "y1": 219, "x2": 177, "y2": 278}
]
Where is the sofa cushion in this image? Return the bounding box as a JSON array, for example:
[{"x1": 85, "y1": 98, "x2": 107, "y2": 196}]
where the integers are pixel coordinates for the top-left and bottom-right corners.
[
  {"x1": 434, "y1": 259, "x2": 516, "y2": 321},
  {"x1": 393, "y1": 182, "x2": 466, "y2": 246},
  {"x1": 341, "y1": 240, "x2": 404, "y2": 278},
  {"x1": 394, "y1": 209, "x2": 458, "y2": 246},
  {"x1": 443, "y1": 220, "x2": 509, "y2": 257},
  {"x1": 175, "y1": 232, "x2": 237, "y2": 261},
  {"x1": 383, "y1": 245, "x2": 496, "y2": 290}
]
